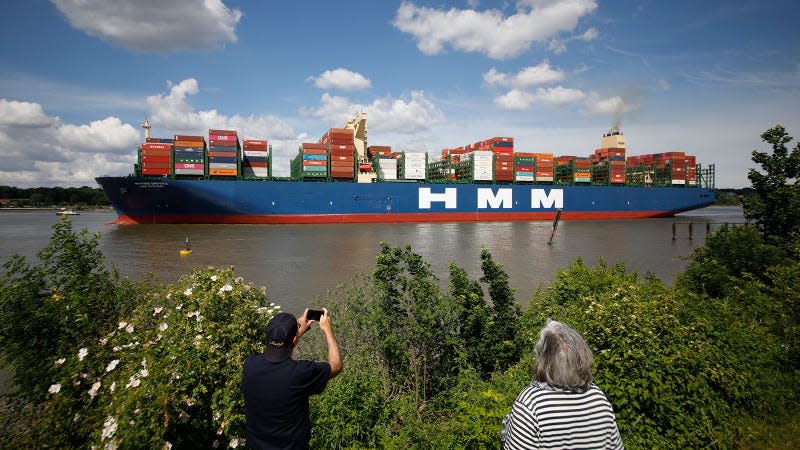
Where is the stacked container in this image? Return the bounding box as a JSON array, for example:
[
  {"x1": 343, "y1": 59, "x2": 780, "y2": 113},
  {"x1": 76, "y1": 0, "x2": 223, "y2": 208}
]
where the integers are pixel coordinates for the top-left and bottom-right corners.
[
  {"x1": 455, "y1": 150, "x2": 493, "y2": 182},
  {"x1": 375, "y1": 157, "x2": 397, "y2": 180},
  {"x1": 140, "y1": 141, "x2": 173, "y2": 176},
  {"x1": 173, "y1": 135, "x2": 206, "y2": 177},
  {"x1": 556, "y1": 156, "x2": 591, "y2": 184},
  {"x1": 322, "y1": 128, "x2": 355, "y2": 181},
  {"x1": 534, "y1": 153, "x2": 555, "y2": 182},
  {"x1": 398, "y1": 152, "x2": 426, "y2": 180},
  {"x1": 514, "y1": 152, "x2": 535, "y2": 182},
  {"x1": 291, "y1": 143, "x2": 328, "y2": 179},
  {"x1": 208, "y1": 129, "x2": 240, "y2": 177},
  {"x1": 591, "y1": 147, "x2": 626, "y2": 185},
  {"x1": 242, "y1": 139, "x2": 270, "y2": 178}
]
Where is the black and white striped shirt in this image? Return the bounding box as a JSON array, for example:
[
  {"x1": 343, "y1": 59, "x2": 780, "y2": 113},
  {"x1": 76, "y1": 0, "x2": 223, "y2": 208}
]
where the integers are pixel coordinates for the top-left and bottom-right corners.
[{"x1": 502, "y1": 382, "x2": 624, "y2": 449}]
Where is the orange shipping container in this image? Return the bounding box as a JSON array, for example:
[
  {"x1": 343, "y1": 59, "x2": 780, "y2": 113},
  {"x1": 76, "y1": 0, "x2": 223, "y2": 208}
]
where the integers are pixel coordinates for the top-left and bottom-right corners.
[{"x1": 209, "y1": 169, "x2": 238, "y2": 176}]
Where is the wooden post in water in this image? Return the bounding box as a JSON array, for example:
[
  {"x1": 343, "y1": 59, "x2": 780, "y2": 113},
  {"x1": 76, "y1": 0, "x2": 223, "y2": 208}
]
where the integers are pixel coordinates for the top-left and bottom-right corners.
[
  {"x1": 672, "y1": 222, "x2": 677, "y2": 240},
  {"x1": 689, "y1": 222, "x2": 693, "y2": 240},
  {"x1": 548, "y1": 209, "x2": 562, "y2": 245}
]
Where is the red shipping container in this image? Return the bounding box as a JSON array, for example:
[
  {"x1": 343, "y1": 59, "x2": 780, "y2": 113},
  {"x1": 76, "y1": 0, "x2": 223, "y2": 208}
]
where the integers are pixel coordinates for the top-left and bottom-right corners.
[
  {"x1": 301, "y1": 148, "x2": 327, "y2": 155},
  {"x1": 303, "y1": 160, "x2": 326, "y2": 167},
  {"x1": 331, "y1": 161, "x2": 354, "y2": 169},
  {"x1": 141, "y1": 155, "x2": 171, "y2": 163},
  {"x1": 142, "y1": 143, "x2": 172, "y2": 151},
  {"x1": 174, "y1": 135, "x2": 205, "y2": 142},
  {"x1": 331, "y1": 155, "x2": 354, "y2": 162},
  {"x1": 142, "y1": 162, "x2": 171, "y2": 169},
  {"x1": 174, "y1": 163, "x2": 204, "y2": 170},
  {"x1": 209, "y1": 140, "x2": 238, "y2": 147},
  {"x1": 142, "y1": 168, "x2": 170, "y2": 175},
  {"x1": 244, "y1": 140, "x2": 268, "y2": 150},
  {"x1": 142, "y1": 149, "x2": 171, "y2": 157},
  {"x1": 208, "y1": 129, "x2": 238, "y2": 137},
  {"x1": 302, "y1": 143, "x2": 326, "y2": 150},
  {"x1": 243, "y1": 161, "x2": 268, "y2": 168},
  {"x1": 208, "y1": 151, "x2": 236, "y2": 158}
]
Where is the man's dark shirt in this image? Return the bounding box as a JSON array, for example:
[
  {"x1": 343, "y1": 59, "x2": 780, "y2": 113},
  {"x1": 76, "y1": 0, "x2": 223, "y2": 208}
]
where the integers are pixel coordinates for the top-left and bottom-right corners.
[{"x1": 242, "y1": 354, "x2": 331, "y2": 450}]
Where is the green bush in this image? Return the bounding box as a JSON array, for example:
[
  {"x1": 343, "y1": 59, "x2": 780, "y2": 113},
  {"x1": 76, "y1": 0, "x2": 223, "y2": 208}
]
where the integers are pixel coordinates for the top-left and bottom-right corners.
[{"x1": 31, "y1": 267, "x2": 277, "y2": 449}]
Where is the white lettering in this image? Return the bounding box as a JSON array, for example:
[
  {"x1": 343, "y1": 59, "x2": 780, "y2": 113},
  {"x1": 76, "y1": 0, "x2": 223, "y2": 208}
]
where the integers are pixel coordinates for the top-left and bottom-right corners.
[
  {"x1": 419, "y1": 187, "x2": 457, "y2": 209},
  {"x1": 477, "y1": 188, "x2": 512, "y2": 209},
  {"x1": 531, "y1": 189, "x2": 563, "y2": 209}
]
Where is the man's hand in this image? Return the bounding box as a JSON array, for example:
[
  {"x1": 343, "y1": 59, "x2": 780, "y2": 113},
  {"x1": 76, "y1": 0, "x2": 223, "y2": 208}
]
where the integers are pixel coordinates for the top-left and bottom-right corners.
[{"x1": 297, "y1": 308, "x2": 312, "y2": 338}]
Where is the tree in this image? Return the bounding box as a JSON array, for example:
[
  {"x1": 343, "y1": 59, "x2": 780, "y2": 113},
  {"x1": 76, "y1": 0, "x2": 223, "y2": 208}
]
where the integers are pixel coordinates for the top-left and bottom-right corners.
[{"x1": 743, "y1": 125, "x2": 800, "y2": 241}]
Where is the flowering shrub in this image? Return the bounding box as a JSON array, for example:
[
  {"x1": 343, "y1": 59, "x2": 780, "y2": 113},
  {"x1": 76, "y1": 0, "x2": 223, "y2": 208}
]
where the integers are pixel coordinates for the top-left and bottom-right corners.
[{"x1": 40, "y1": 267, "x2": 278, "y2": 449}]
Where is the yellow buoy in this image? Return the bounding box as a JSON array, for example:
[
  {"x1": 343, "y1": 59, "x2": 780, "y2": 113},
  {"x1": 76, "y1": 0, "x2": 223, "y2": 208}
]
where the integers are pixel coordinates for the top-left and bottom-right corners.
[{"x1": 180, "y1": 235, "x2": 192, "y2": 255}]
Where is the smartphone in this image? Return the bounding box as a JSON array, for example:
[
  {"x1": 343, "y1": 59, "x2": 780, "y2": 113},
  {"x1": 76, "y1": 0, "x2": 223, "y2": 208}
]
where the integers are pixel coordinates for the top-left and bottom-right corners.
[{"x1": 306, "y1": 309, "x2": 323, "y2": 321}]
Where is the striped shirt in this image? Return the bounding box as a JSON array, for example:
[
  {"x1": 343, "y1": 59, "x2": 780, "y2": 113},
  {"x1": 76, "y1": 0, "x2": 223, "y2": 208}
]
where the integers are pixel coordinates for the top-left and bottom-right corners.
[{"x1": 502, "y1": 382, "x2": 624, "y2": 450}]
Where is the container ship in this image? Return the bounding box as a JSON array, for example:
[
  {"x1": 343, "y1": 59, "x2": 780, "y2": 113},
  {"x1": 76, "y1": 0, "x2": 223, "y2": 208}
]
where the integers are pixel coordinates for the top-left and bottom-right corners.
[{"x1": 95, "y1": 114, "x2": 716, "y2": 224}]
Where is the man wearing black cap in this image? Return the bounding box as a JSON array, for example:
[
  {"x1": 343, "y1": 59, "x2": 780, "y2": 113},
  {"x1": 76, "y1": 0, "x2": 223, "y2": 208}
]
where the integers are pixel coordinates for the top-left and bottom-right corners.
[{"x1": 242, "y1": 308, "x2": 342, "y2": 449}]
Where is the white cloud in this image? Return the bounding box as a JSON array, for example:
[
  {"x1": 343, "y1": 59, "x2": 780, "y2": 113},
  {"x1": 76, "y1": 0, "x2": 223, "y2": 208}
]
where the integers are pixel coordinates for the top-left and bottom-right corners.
[
  {"x1": 494, "y1": 86, "x2": 585, "y2": 111},
  {"x1": 0, "y1": 99, "x2": 57, "y2": 127},
  {"x1": 301, "y1": 91, "x2": 445, "y2": 135},
  {"x1": 533, "y1": 86, "x2": 586, "y2": 106},
  {"x1": 394, "y1": 0, "x2": 598, "y2": 60},
  {"x1": 0, "y1": 99, "x2": 140, "y2": 187},
  {"x1": 484, "y1": 60, "x2": 565, "y2": 89},
  {"x1": 494, "y1": 89, "x2": 536, "y2": 111},
  {"x1": 548, "y1": 27, "x2": 598, "y2": 54},
  {"x1": 310, "y1": 68, "x2": 372, "y2": 91},
  {"x1": 658, "y1": 78, "x2": 671, "y2": 90},
  {"x1": 51, "y1": 0, "x2": 242, "y2": 52},
  {"x1": 583, "y1": 92, "x2": 641, "y2": 116}
]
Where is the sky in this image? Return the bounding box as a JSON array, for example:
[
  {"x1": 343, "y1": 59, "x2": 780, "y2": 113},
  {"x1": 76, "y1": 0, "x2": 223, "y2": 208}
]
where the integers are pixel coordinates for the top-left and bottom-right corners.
[{"x1": 0, "y1": 0, "x2": 798, "y2": 189}]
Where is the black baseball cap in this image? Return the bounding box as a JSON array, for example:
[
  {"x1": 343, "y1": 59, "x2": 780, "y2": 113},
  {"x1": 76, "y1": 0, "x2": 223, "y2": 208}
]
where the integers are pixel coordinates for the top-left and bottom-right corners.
[{"x1": 264, "y1": 312, "x2": 298, "y2": 362}]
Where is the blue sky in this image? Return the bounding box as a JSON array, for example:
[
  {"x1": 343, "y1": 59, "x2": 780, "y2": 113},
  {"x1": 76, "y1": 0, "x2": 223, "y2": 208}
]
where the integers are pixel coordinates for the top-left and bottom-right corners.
[{"x1": 1, "y1": 0, "x2": 798, "y2": 188}]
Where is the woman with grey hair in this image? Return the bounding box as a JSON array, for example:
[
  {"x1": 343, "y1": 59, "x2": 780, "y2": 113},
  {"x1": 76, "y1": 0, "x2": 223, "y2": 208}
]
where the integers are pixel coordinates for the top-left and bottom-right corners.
[{"x1": 501, "y1": 320, "x2": 623, "y2": 449}]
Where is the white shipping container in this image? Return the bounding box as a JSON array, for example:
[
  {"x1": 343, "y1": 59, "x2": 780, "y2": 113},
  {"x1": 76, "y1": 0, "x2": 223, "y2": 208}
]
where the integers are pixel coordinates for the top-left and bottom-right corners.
[{"x1": 243, "y1": 150, "x2": 270, "y2": 158}]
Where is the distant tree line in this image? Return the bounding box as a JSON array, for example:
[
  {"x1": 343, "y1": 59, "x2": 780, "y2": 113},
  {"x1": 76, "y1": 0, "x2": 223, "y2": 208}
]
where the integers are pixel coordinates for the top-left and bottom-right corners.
[
  {"x1": 0, "y1": 186, "x2": 109, "y2": 208},
  {"x1": 715, "y1": 187, "x2": 753, "y2": 206}
]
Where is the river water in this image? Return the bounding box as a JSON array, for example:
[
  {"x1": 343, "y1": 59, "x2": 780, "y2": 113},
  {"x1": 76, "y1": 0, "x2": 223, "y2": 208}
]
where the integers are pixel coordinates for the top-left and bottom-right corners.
[{"x1": 1, "y1": 207, "x2": 745, "y2": 311}]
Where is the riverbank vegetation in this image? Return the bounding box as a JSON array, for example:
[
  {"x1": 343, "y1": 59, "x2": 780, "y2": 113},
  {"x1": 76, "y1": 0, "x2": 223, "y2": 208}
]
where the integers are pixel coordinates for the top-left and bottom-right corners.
[
  {"x1": 0, "y1": 185, "x2": 109, "y2": 208},
  {"x1": 1, "y1": 125, "x2": 798, "y2": 448}
]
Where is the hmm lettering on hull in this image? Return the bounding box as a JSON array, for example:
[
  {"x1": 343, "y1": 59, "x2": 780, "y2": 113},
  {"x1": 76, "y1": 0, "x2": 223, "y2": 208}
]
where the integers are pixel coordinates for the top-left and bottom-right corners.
[{"x1": 418, "y1": 187, "x2": 564, "y2": 210}]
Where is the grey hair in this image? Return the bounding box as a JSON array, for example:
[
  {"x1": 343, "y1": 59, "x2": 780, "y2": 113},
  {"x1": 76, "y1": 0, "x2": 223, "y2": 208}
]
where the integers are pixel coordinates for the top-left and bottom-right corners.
[{"x1": 533, "y1": 320, "x2": 593, "y2": 390}]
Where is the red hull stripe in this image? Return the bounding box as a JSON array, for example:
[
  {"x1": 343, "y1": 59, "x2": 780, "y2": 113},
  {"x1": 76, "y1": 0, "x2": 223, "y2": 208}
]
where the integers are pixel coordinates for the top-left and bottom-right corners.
[{"x1": 113, "y1": 210, "x2": 674, "y2": 225}]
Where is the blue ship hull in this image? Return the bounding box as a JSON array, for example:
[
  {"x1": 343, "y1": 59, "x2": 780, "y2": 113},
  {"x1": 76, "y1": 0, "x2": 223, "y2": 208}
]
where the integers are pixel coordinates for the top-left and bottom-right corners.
[{"x1": 95, "y1": 176, "x2": 715, "y2": 224}]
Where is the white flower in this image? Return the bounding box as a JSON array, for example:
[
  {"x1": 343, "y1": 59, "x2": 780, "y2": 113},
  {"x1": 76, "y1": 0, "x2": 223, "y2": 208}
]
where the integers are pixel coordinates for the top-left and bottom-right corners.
[
  {"x1": 186, "y1": 310, "x2": 199, "y2": 319},
  {"x1": 211, "y1": 275, "x2": 218, "y2": 282},
  {"x1": 176, "y1": 303, "x2": 184, "y2": 310},
  {"x1": 163, "y1": 443, "x2": 173, "y2": 450},
  {"x1": 219, "y1": 284, "x2": 233, "y2": 294},
  {"x1": 153, "y1": 306, "x2": 163, "y2": 315},
  {"x1": 112, "y1": 346, "x2": 121, "y2": 352},
  {"x1": 78, "y1": 348, "x2": 88, "y2": 361},
  {"x1": 125, "y1": 323, "x2": 134, "y2": 333},
  {"x1": 159, "y1": 322, "x2": 168, "y2": 331},
  {"x1": 229, "y1": 438, "x2": 239, "y2": 448},
  {"x1": 88, "y1": 381, "x2": 101, "y2": 398},
  {"x1": 235, "y1": 277, "x2": 243, "y2": 284},
  {"x1": 48, "y1": 383, "x2": 61, "y2": 394},
  {"x1": 99, "y1": 337, "x2": 108, "y2": 345},
  {"x1": 178, "y1": 410, "x2": 190, "y2": 423},
  {"x1": 118, "y1": 321, "x2": 127, "y2": 329},
  {"x1": 55, "y1": 358, "x2": 66, "y2": 366},
  {"x1": 110, "y1": 382, "x2": 116, "y2": 392},
  {"x1": 166, "y1": 292, "x2": 172, "y2": 299},
  {"x1": 140, "y1": 368, "x2": 149, "y2": 378},
  {"x1": 106, "y1": 359, "x2": 120, "y2": 372},
  {"x1": 101, "y1": 416, "x2": 118, "y2": 441},
  {"x1": 125, "y1": 375, "x2": 141, "y2": 389},
  {"x1": 183, "y1": 287, "x2": 192, "y2": 296}
]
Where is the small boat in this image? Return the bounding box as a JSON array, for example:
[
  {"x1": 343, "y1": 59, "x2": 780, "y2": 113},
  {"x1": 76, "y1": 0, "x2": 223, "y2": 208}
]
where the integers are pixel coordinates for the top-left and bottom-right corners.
[{"x1": 56, "y1": 209, "x2": 80, "y2": 215}]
